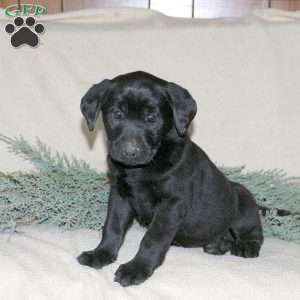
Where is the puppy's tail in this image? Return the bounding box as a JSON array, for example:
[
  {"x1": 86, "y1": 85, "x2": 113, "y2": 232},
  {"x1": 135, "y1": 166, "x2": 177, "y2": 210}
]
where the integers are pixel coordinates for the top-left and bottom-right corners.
[
  {"x1": 257, "y1": 204, "x2": 291, "y2": 217},
  {"x1": 231, "y1": 181, "x2": 292, "y2": 217}
]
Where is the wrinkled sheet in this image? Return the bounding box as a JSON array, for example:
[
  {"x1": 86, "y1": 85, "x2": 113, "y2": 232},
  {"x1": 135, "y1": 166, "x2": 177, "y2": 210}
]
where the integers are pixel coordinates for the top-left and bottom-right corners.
[{"x1": 0, "y1": 224, "x2": 300, "y2": 300}]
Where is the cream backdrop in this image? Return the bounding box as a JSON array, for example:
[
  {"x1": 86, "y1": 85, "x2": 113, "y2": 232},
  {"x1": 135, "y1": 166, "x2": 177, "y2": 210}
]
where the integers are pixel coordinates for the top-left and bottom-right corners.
[{"x1": 0, "y1": 8, "x2": 299, "y2": 176}]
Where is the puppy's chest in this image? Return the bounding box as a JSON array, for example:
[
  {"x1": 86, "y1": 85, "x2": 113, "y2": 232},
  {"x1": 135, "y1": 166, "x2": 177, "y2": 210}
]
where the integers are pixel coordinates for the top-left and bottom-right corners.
[{"x1": 121, "y1": 176, "x2": 163, "y2": 226}]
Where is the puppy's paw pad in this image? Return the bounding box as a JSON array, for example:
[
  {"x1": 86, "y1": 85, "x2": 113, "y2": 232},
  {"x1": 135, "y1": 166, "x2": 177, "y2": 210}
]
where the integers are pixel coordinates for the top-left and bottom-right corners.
[
  {"x1": 114, "y1": 261, "x2": 152, "y2": 287},
  {"x1": 203, "y1": 240, "x2": 232, "y2": 255},
  {"x1": 77, "y1": 250, "x2": 115, "y2": 269},
  {"x1": 203, "y1": 245, "x2": 228, "y2": 255},
  {"x1": 231, "y1": 241, "x2": 261, "y2": 258}
]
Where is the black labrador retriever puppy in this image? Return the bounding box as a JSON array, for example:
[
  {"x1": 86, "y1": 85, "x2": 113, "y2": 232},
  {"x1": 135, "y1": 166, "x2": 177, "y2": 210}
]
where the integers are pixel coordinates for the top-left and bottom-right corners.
[{"x1": 78, "y1": 71, "x2": 263, "y2": 287}]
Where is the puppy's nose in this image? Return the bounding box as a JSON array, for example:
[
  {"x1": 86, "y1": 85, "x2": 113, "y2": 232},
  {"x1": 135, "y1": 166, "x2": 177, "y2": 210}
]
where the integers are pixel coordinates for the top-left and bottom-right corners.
[{"x1": 123, "y1": 142, "x2": 141, "y2": 159}]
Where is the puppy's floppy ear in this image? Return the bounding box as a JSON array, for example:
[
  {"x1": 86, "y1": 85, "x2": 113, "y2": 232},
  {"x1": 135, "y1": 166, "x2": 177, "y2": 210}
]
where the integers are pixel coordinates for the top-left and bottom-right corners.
[
  {"x1": 80, "y1": 79, "x2": 111, "y2": 131},
  {"x1": 166, "y1": 82, "x2": 197, "y2": 136}
]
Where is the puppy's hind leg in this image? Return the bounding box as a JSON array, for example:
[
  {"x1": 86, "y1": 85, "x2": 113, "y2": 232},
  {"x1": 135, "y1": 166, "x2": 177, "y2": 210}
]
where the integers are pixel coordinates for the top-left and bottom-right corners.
[
  {"x1": 229, "y1": 182, "x2": 264, "y2": 258},
  {"x1": 203, "y1": 231, "x2": 234, "y2": 255}
]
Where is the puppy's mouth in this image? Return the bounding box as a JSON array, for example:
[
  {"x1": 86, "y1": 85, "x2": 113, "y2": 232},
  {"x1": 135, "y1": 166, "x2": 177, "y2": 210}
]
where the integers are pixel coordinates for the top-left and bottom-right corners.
[
  {"x1": 109, "y1": 145, "x2": 156, "y2": 167},
  {"x1": 109, "y1": 151, "x2": 155, "y2": 167}
]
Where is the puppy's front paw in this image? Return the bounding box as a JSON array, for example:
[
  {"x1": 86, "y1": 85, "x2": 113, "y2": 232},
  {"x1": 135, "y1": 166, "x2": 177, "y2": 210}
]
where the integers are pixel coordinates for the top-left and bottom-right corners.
[
  {"x1": 77, "y1": 250, "x2": 115, "y2": 269},
  {"x1": 114, "y1": 260, "x2": 152, "y2": 287},
  {"x1": 231, "y1": 241, "x2": 261, "y2": 258}
]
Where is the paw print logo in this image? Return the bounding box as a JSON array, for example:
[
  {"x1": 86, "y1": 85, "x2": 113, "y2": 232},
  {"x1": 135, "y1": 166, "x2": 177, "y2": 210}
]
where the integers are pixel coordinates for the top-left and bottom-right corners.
[{"x1": 5, "y1": 16, "x2": 45, "y2": 48}]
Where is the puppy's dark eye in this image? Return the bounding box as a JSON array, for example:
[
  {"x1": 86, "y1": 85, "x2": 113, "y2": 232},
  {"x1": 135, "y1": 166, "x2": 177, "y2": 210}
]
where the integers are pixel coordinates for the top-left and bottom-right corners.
[
  {"x1": 145, "y1": 114, "x2": 157, "y2": 123},
  {"x1": 112, "y1": 110, "x2": 124, "y2": 120}
]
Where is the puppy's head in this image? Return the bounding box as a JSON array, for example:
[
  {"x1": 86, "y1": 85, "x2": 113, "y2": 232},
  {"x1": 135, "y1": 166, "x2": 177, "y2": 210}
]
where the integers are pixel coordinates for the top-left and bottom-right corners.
[{"x1": 81, "y1": 71, "x2": 197, "y2": 166}]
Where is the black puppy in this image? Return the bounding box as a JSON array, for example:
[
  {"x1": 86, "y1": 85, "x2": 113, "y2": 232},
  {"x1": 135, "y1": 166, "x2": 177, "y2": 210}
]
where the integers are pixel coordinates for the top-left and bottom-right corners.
[{"x1": 78, "y1": 71, "x2": 263, "y2": 287}]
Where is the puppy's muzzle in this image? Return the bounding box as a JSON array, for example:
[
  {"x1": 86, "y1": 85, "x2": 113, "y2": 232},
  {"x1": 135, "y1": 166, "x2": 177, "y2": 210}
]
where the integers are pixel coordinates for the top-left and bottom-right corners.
[
  {"x1": 110, "y1": 136, "x2": 153, "y2": 166},
  {"x1": 123, "y1": 141, "x2": 141, "y2": 159}
]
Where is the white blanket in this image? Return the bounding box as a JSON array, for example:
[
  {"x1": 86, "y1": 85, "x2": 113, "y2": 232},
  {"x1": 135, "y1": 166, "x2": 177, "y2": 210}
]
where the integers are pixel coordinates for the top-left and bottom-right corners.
[{"x1": 0, "y1": 224, "x2": 300, "y2": 300}]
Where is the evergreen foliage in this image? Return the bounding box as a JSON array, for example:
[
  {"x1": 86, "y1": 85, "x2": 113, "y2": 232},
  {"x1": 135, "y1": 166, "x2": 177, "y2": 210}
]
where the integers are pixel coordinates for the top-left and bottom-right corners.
[
  {"x1": 0, "y1": 135, "x2": 299, "y2": 243},
  {"x1": 0, "y1": 135, "x2": 109, "y2": 232}
]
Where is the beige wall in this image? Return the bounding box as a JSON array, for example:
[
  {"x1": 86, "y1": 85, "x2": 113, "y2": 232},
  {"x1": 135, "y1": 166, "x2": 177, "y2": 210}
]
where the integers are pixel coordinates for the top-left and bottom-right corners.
[{"x1": 1, "y1": 0, "x2": 300, "y2": 16}]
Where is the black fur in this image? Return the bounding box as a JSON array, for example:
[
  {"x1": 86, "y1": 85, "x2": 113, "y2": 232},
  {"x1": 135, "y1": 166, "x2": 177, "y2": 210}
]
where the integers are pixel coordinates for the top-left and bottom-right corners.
[{"x1": 78, "y1": 71, "x2": 263, "y2": 286}]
